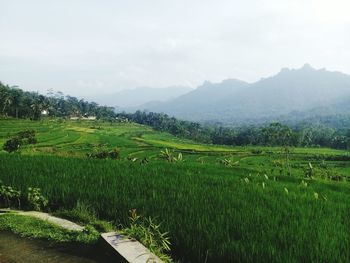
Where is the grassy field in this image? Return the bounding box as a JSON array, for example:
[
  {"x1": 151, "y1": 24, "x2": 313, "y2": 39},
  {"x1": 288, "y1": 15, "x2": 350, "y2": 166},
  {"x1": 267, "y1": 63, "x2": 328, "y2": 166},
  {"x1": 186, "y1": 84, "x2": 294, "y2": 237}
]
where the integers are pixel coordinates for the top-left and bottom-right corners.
[{"x1": 1, "y1": 118, "x2": 350, "y2": 262}]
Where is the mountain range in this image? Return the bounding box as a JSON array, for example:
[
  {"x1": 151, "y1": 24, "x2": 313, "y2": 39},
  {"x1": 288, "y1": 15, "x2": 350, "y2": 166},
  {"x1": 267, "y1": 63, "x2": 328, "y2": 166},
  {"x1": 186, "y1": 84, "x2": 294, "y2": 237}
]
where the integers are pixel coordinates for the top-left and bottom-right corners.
[{"x1": 131, "y1": 64, "x2": 350, "y2": 126}]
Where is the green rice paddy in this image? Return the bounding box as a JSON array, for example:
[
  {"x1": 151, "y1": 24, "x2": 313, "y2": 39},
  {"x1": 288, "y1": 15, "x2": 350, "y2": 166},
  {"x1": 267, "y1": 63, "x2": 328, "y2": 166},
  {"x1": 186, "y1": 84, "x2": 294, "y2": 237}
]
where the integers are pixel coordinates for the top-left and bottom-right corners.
[{"x1": 1, "y1": 118, "x2": 350, "y2": 262}]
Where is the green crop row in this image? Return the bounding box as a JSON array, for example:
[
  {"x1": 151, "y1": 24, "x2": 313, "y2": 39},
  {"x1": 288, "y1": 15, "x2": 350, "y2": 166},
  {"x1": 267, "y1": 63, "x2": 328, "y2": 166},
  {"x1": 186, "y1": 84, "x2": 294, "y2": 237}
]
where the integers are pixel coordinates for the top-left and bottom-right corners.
[
  {"x1": 1, "y1": 119, "x2": 350, "y2": 262},
  {"x1": 1, "y1": 154, "x2": 350, "y2": 262}
]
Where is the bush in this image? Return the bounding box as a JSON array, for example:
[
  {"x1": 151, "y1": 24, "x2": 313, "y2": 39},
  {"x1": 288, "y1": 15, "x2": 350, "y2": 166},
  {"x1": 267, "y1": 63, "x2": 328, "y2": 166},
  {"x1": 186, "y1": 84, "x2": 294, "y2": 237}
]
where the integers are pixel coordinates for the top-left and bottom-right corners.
[
  {"x1": 16, "y1": 130, "x2": 35, "y2": 140},
  {"x1": 159, "y1": 148, "x2": 184, "y2": 162},
  {"x1": 3, "y1": 138, "x2": 22, "y2": 153},
  {"x1": 108, "y1": 149, "x2": 120, "y2": 159},
  {"x1": 251, "y1": 149, "x2": 263, "y2": 154},
  {"x1": 3, "y1": 130, "x2": 37, "y2": 153},
  {"x1": 0, "y1": 182, "x2": 21, "y2": 208},
  {"x1": 27, "y1": 187, "x2": 48, "y2": 211},
  {"x1": 124, "y1": 209, "x2": 171, "y2": 262},
  {"x1": 86, "y1": 149, "x2": 120, "y2": 160},
  {"x1": 17, "y1": 130, "x2": 37, "y2": 145}
]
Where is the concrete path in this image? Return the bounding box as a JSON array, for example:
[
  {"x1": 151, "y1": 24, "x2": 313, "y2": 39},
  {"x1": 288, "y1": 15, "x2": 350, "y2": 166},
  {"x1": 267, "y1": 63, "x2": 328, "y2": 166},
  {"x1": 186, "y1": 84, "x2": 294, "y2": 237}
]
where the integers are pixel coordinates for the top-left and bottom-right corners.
[
  {"x1": 18, "y1": 211, "x2": 85, "y2": 231},
  {"x1": 1, "y1": 209, "x2": 164, "y2": 262},
  {"x1": 101, "y1": 232, "x2": 163, "y2": 263},
  {"x1": 0, "y1": 209, "x2": 84, "y2": 232}
]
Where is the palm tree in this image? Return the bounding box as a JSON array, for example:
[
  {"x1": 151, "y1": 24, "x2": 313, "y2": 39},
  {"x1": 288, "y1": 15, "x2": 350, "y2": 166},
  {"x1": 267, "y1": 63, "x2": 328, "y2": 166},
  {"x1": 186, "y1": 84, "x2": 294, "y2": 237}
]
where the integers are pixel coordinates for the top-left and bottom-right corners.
[
  {"x1": 11, "y1": 88, "x2": 22, "y2": 118},
  {"x1": 2, "y1": 92, "x2": 12, "y2": 116},
  {"x1": 30, "y1": 97, "x2": 45, "y2": 120}
]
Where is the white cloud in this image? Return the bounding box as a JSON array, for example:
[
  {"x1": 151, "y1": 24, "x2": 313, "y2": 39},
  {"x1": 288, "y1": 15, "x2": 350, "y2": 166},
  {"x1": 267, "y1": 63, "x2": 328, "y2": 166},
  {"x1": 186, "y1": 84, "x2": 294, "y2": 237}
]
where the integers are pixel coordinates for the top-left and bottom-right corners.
[{"x1": 1, "y1": 0, "x2": 350, "y2": 95}]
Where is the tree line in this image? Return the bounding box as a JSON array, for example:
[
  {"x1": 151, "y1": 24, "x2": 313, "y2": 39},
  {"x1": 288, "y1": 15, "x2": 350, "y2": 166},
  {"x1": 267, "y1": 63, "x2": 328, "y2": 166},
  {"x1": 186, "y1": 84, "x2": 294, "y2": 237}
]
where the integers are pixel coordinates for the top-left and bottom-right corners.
[
  {"x1": 1, "y1": 82, "x2": 349, "y2": 149},
  {"x1": 0, "y1": 82, "x2": 115, "y2": 120},
  {"x1": 118, "y1": 111, "x2": 350, "y2": 150}
]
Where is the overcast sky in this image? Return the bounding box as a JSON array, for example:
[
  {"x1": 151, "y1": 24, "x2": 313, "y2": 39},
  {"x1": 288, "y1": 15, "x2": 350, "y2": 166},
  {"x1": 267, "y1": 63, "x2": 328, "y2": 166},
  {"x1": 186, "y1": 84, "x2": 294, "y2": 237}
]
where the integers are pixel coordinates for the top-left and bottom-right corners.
[{"x1": 1, "y1": 0, "x2": 350, "y2": 97}]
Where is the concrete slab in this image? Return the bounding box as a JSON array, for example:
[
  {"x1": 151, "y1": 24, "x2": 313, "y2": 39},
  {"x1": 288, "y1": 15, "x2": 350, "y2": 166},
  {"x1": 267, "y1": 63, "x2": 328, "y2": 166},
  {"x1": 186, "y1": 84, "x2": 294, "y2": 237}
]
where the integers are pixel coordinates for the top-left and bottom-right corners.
[{"x1": 101, "y1": 232, "x2": 163, "y2": 263}]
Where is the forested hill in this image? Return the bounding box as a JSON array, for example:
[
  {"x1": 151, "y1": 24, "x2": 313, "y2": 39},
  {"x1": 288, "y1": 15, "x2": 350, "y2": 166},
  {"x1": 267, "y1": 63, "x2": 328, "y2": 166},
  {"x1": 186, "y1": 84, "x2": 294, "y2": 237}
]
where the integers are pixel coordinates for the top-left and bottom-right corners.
[
  {"x1": 118, "y1": 111, "x2": 350, "y2": 150},
  {"x1": 0, "y1": 82, "x2": 116, "y2": 120}
]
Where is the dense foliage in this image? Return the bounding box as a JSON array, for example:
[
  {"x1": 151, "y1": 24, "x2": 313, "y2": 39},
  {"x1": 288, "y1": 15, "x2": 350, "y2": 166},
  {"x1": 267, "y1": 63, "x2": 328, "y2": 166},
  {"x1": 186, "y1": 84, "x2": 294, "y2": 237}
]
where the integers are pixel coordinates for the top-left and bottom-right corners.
[
  {"x1": 0, "y1": 82, "x2": 116, "y2": 120},
  {"x1": 119, "y1": 111, "x2": 350, "y2": 149}
]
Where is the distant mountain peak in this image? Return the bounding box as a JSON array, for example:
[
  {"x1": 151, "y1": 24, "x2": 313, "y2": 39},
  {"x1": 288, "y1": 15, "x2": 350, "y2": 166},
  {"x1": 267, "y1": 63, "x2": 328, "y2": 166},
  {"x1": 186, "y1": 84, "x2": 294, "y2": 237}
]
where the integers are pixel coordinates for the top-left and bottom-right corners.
[
  {"x1": 196, "y1": 78, "x2": 247, "y2": 92},
  {"x1": 280, "y1": 67, "x2": 291, "y2": 73},
  {"x1": 279, "y1": 64, "x2": 315, "y2": 74},
  {"x1": 276, "y1": 64, "x2": 317, "y2": 78},
  {"x1": 301, "y1": 63, "x2": 314, "y2": 70}
]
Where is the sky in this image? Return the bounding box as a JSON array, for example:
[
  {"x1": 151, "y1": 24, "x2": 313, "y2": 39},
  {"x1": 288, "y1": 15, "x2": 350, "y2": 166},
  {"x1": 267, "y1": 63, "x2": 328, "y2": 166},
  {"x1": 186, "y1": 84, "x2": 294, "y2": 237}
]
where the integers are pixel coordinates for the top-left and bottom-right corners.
[{"x1": 1, "y1": 0, "x2": 350, "y2": 97}]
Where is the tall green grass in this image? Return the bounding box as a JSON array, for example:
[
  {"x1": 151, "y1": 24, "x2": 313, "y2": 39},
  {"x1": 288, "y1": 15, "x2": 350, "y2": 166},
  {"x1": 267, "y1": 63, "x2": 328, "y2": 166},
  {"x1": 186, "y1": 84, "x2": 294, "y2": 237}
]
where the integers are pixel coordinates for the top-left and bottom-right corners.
[
  {"x1": 1, "y1": 154, "x2": 350, "y2": 262},
  {"x1": 1, "y1": 119, "x2": 350, "y2": 261}
]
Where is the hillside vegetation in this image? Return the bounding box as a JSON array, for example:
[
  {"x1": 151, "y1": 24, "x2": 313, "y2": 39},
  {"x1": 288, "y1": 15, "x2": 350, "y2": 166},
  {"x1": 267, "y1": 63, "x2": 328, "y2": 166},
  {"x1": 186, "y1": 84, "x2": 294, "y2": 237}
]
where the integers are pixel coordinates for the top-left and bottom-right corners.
[
  {"x1": 120, "y1": 111, "x2": 350, "y2": 150},
  {"x1": 1, "y1": 119, "x2": 350, "y2": 262}
]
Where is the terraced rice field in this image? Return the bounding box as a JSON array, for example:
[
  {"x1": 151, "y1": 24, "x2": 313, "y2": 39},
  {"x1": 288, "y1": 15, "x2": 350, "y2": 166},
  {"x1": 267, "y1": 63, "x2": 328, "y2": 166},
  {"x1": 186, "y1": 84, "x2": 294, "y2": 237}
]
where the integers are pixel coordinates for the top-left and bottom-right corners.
[{"x1": 1, "y1": 118, "x2": 350, "y2": 262}]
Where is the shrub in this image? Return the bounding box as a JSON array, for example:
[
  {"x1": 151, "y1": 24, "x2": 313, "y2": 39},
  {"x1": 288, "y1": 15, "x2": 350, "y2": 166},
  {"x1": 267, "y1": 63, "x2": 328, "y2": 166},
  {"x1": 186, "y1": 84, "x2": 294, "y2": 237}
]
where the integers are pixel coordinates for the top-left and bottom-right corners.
[
  {"x1": 86, "y1": 149, "x2": 120, "y2": 160},
  {"x1": 16, "y1": 130, "x2": 37, "y2": 145},
  {"x1": 124, "y1": 209, "x2": 171, "y2": 262},
  {"x1": 26, "y1": 136, "x2": 37, "y2": 144},
  {"x1": 3, "y1": 138, "x2": 22, "y2": 153},
  {"x1": 16, "y1": 130, "x2": 36, "y2": 140},
  {"x1": 219, "y1": 158, "x2": 239, "y2": 167},
  {"x1": 3, "y1": 130, "x2": 37, "y2": 153},
  {"x1": 0, "y1": 182, "x2": 21, "y2": 208},
  {"x1": 251, "y1": 149, "x2": 263, "y2": 154},
  {"x1": 159, "y1": 148, "x2": 174, "y2": 162},
  {"x1": 159, "y1": 148, "x2": 184, "y2": 162},
  {"x1": 108, "y1": 149, "x2": 120, "y2": 159},
  {"x1": 27, "y1": 187, "x2": 48, "y2": 211}
]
